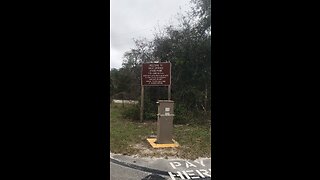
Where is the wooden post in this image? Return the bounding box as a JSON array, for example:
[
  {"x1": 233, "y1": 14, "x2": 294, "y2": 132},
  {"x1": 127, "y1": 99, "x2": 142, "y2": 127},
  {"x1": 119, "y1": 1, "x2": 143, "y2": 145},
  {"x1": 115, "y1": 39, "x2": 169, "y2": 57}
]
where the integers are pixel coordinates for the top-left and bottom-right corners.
[
  {"x1": 122, "y1": 93, "x2": 124, "y2": 108},
  {"x1": 168, "y1": 85, "x2": 171, "y2": 100},
  {"x1": 140, "y1": 86, "x2": 144, "y2": 122},
  {"x1": 168, "y1": 62, "x2": 171, "y2": 100}
]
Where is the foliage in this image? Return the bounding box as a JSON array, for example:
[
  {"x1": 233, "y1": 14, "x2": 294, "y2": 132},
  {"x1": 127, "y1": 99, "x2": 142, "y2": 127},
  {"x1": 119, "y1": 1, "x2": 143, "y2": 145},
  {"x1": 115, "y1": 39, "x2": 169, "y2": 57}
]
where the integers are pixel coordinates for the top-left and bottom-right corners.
[
  {"x1": 121, "y1": 104, "x2": 140, "y2": 121},
  {"x1": 110, "y1": 67, "x2": 140, "y2": 100},
  {"x1": 173, "y1": 103, "x2": 190, "y2": 124},
  {"x1": 110, "y1": 0, "x2": 211, "y2": 123}
]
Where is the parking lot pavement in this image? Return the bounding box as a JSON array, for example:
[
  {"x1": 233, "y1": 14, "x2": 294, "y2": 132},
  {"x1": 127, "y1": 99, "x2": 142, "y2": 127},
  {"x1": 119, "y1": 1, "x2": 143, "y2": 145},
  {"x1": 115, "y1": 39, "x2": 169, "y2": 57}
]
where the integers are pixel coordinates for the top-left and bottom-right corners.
[{"x1": 110, "y1": 153, "x2": 212, "y2": 180}]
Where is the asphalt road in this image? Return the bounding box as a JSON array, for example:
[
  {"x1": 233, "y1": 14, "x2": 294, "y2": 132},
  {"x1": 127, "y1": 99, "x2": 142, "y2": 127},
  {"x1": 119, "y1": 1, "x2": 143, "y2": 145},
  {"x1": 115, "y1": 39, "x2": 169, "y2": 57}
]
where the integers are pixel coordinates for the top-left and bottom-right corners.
[
  {"x1": 110, "y1": 161, "x2": 163, "y2": 180},
  {"x1": 110, "y1": 154, "x2": 212, "y2": 180}
]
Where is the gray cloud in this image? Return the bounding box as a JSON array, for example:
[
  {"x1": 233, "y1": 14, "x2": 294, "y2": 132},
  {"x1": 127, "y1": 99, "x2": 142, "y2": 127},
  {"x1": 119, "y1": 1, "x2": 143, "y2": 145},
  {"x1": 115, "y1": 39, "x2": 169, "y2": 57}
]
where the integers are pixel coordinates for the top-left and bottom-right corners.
[{"x1": 110, "y1": 0, "x2": 192, "y2": 69}]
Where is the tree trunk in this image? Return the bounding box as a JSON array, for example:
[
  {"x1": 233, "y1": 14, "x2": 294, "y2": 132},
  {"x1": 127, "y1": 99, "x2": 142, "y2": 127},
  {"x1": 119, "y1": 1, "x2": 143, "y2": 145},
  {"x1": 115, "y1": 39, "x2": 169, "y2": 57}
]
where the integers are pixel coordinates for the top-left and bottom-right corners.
[{"x1": 204, "y1": 84, "x2": 208, "y2": 112}]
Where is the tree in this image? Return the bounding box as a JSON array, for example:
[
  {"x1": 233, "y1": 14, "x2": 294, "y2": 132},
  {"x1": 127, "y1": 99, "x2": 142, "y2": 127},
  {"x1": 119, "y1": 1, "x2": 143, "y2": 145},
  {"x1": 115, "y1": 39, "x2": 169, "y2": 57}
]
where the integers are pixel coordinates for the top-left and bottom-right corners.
[{"x1": 111, "y1": 0, "x2": 212, "y2": 123}]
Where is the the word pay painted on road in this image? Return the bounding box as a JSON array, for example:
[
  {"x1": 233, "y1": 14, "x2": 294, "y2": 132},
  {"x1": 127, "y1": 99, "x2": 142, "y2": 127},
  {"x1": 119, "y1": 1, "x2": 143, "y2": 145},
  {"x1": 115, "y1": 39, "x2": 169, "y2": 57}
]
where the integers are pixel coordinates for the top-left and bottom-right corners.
[{"x1": 167, "y1": 160, "x2": 211, "y2": 179}]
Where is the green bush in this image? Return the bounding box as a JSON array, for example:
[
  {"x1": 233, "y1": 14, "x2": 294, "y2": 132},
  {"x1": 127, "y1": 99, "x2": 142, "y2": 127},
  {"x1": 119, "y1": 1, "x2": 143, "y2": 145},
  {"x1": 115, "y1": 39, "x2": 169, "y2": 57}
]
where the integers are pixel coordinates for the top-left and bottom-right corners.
[
  {"x1": 145, "y1": 112, "x2": 156, "y2": 121},
  {"x1": 117, "y1": 96, "x2": 211, "y2": 124},
  {"x1": 142, "y1": 97, "x2": 157, "y2": 121},
  {"x1": 173, "y1": 104, "x2": 190, "y2": 124},
  {"x1": 121, "y1": 105, "x2": 140, "y2": 121}
]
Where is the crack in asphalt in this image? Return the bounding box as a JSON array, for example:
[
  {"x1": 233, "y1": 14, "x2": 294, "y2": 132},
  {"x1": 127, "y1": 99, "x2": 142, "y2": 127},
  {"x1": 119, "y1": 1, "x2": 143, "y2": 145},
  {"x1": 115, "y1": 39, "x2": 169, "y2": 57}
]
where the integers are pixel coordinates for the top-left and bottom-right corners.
[
  {"x1": 110, "y1": 157, "x2": 170, "y2": 176},
  {"x1": 110, "y1": 157, "x2": 212, "y2": 179}
]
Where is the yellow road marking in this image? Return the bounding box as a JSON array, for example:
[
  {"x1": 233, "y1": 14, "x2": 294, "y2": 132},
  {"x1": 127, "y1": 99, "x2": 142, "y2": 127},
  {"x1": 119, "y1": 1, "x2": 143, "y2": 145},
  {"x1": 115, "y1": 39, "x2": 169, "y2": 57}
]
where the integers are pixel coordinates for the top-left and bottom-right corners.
[{"x1": 146, "y1": 138, "x2": 179, "y2": 148}]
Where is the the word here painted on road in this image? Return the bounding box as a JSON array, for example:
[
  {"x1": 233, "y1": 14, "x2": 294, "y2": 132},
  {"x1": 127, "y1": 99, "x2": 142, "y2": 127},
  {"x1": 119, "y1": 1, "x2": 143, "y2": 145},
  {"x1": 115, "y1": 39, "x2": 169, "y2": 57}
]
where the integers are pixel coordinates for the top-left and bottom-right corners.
[{"x1": 168, "y1": 160, "x2": 211, "y2": 179}]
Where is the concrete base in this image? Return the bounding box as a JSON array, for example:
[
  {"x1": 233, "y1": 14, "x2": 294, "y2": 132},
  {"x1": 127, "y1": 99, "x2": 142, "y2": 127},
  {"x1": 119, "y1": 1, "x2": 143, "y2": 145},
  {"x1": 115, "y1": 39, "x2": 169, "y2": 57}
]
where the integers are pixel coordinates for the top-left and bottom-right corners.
[{"x1": 146, "y1": 138, "x2": 179, "y2": 148}]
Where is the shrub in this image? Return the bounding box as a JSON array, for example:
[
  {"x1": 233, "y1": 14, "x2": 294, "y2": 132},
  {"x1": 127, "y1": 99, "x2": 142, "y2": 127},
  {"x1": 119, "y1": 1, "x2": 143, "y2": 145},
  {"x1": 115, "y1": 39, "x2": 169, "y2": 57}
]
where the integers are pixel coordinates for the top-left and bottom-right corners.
[
  {"x1": 121, "y1": 105, "x2": 140, "y2": 121},
  {"x1": 142, "y1": 97, "x2": 157, "y2": 121},
  {"x1": 173, "y1": 103, "x2": 190, "y2": 124}
]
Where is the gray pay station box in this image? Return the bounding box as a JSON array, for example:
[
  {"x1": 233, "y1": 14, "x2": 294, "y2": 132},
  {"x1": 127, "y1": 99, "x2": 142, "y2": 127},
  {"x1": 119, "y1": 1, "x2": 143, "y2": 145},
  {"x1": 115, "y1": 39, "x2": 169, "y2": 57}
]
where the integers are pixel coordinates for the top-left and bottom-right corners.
[{"x1": 156, "y1": 100, "x2": 174, "y2": 144}]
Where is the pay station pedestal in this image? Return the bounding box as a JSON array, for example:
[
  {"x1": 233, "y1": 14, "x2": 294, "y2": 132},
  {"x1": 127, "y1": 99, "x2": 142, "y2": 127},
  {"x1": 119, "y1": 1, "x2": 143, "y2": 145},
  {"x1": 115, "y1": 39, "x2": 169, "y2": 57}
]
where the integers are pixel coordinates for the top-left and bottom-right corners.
[
  {"x1": 156, "y1": 100, "x2": 174, "y2": 144},
  {"x1": 147, "y1": 100, "x2": 179, "y2": 148}
]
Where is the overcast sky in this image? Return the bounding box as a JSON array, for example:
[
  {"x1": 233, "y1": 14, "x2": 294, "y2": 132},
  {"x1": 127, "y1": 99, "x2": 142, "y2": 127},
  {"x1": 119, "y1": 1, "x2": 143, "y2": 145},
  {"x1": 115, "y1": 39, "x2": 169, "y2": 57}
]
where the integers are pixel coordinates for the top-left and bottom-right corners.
[{"x1": 110, "y1": 0, "x2": 193, "y2": 70}]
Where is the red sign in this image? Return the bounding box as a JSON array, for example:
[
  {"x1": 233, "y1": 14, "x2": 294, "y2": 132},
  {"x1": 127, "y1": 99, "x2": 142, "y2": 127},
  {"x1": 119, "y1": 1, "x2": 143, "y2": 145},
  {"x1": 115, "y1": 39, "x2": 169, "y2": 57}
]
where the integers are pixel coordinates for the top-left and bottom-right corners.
[{"x1": 141, "y1": 62, "x2": 171, "y2": 86}]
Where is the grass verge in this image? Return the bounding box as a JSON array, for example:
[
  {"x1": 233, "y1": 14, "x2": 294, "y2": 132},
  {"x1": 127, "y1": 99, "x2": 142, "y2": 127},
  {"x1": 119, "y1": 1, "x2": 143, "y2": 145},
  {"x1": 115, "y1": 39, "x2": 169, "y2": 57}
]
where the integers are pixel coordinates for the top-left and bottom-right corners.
[{"x1": 110, "y1": 103, "x2": 211, "y2": 160}]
